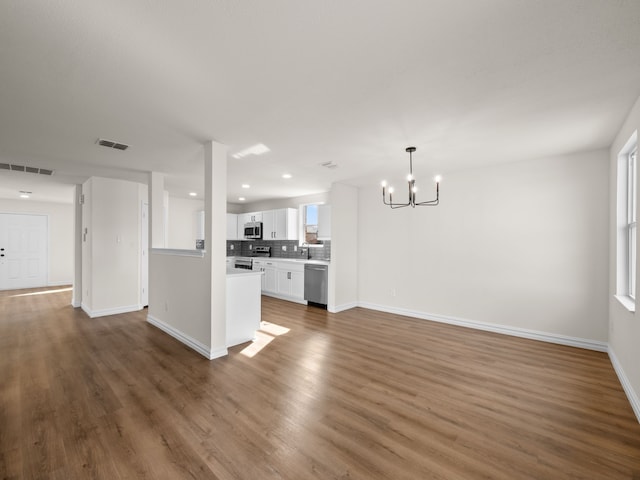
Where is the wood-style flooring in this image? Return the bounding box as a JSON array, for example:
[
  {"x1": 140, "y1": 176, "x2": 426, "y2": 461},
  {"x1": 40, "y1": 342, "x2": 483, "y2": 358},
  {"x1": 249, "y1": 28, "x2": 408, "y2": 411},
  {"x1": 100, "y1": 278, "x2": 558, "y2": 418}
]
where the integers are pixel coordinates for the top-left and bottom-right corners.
[{"x1": 1, "y1": 286, "x2": 639, "y2": 479}]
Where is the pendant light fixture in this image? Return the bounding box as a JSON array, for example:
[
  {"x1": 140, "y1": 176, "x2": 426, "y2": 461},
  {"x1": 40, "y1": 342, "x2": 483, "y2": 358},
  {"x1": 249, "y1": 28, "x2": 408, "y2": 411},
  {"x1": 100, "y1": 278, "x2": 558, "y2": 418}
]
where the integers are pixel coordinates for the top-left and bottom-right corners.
[{"x1": 381, "y1": 147, "x2": 441, "y2": 209}]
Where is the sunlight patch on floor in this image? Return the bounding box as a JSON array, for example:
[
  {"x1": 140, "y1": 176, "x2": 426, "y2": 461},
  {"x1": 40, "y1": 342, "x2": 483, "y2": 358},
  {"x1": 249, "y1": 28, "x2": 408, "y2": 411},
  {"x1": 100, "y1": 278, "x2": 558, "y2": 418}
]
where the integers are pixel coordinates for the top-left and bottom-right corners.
[
  {"x1": 9, "y1": 287, "x2": 73, "y2": 297},
  {"x1": 240, "y1": 321, "x2": 290, "y2": 358}
]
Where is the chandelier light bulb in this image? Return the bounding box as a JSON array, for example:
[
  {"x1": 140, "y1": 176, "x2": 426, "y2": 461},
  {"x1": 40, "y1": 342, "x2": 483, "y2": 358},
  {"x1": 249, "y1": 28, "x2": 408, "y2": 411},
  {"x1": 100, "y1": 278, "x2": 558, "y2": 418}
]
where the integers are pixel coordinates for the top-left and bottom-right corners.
[
  {"x1": 407, "y1": 174, "x2": 413, "y2": 182},
  {"x1": 381, "y1": 180, "x2": 387, "y2": 188},
  {"x1": 434, "y1": 175, "x2": 442, "y2": 183},
  {"x1": 388, "y1": 187, "x2": 395, "y2": 194},
  {"x1": 412, "y1": 186, "x2": 418, "y2": 193}
]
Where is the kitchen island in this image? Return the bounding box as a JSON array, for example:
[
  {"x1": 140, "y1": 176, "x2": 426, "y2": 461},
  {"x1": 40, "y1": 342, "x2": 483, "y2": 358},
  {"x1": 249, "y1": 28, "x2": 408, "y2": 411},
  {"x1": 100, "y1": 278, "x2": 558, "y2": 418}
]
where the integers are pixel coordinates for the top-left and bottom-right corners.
[{"x1": 226, "y1": 267, "x2": 263, "y2": 347}]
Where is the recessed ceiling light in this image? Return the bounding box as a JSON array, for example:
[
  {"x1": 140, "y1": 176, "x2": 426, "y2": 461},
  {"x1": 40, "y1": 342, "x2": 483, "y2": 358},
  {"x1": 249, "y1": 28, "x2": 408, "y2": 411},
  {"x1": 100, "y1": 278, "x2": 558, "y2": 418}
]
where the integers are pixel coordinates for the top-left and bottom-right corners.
[
  {"x1": 282, "y1": 173, "x2": 292, "y2": 179},
  {"x1": 232, "y1": 143, "x2": 270, "y2": 159},
  {"x1": 189, "y1": 192, "x2": 197, "y2": 197},
  {"x1": 19, "y1": 191, "x2": 31, "y2": 199},
  {"x1": 241, "y1": 184, "x2": 250, "y2": 189},
  {"x1": 238, "y1": 197, "x2": 246, "y2": 201}
]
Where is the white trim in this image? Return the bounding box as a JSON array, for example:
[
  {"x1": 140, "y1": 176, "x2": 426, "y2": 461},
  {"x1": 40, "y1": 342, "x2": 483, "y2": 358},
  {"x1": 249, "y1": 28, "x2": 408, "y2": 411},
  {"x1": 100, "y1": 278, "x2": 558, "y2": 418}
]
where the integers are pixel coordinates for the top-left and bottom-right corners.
[
  {"x1": 48, "y1": 280, "x2": 73, "y2": 287},
  {"x1": 329, "y1": 301, "x2": 358, "y2": 313},
  {"x1": 147, "y1": 314, "x2": 228, "y2": 360},
  {"x1": 608, "y1": 347, "x2": 640, "y2": 423},
  {"x1": 81, "y1": 303, "x2": 141, "y2": 318},
  {"x1": 150, "y1": 248, "x2": 205, "y2": 257},
  {"x1": 614, "y1": 294, "x2": 636, "y2": 312},
  {"x1": 71, "y1": 299, "x2": 81, "y2": 308},
  {"x1": 358, "y1": 302, "x2": 608, "y2": 352}
]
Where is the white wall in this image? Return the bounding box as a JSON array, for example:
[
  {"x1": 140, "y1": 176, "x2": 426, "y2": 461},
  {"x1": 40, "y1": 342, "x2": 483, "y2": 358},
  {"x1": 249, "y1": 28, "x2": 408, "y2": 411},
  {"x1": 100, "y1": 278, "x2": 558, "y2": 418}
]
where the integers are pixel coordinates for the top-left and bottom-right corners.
[
  {"x1": 609, "y1": 94, "x2": 640, "y2": 421},
  {"x1": 148, "y1": 252, "x2": 214, "y2": 355},
  {"x1": 0, "y1": 198, "x2": 74, "y2": 286},
  {"x1": 82, "y1": 177, "x2": 143, "y2": 316},
  {"x1": 167, "y1": 196, "x2": 204, "y2": 249},
  {"x1": 358, "y1": 150, "x2": 609, "y2": 345}
]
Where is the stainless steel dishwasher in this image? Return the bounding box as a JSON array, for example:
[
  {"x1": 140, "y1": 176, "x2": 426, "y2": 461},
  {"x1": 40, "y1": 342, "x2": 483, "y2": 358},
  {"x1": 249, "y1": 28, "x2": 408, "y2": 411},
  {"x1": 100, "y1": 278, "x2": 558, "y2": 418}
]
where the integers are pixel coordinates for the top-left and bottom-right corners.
[{"x1": 304, "y1": 263, "x2": 328, "y2": 308}]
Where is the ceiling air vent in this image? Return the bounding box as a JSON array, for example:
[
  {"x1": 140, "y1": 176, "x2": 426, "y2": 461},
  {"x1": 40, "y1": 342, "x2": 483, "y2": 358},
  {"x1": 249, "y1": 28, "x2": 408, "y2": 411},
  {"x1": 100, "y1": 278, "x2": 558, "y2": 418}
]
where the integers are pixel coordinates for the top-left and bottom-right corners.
[
  {"x1": 97, "y1": 138, "x2": 130, "y2": 151},
  {"x1": 320, "y1": 161, "x2": 338, "y2": 169},
  {"x1": 0, "y1": 163, "x2": 55, "y2": 175}
]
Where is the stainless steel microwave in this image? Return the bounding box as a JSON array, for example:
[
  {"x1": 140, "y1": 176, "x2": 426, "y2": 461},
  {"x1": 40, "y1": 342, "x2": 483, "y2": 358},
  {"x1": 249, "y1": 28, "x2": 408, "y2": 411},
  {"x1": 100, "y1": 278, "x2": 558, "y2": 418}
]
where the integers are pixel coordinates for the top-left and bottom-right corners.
[{"x1": 244, "y1": 222, "x2": 262, "y2": 239}]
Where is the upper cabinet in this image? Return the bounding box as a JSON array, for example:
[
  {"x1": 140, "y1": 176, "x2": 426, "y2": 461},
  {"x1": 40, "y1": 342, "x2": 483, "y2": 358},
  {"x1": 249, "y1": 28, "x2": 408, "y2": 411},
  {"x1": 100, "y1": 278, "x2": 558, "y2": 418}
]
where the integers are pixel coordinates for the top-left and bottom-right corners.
[
  {"x1": 226, "y1": 213, "x2": 237, "y2": 240},
  {"x1": 263, "y1": 208, "x2": 298, "y2": 240},
  {"x1": 317, "y1": 205, "x2": 331, "y2": 240}
]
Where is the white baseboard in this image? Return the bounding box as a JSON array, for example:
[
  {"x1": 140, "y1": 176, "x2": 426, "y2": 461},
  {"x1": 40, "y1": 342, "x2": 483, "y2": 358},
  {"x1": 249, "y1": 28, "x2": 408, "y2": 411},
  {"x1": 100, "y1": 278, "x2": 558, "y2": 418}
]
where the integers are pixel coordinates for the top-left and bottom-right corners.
[
  {"x1": 358, "y1": 302, "x2": 608, "y2": 352},
  {"x1": 81, "y1": 303, "x2": 141, "y2": 319},
  {"x1": 261, "y1": 292, "x2": 307, "y2": 305},
  {"x1": 329, "y1": 301, "x2": 358, "y2": 313},
  {"x1": 147, "y1": 314, "x2": 228, "y2": 360},
  {"x1": 48, "y1": 280, "x2": 73, "y2": 287},
  {"x1": 608, "y1": 347, "x2": 640, "y2": 423}
]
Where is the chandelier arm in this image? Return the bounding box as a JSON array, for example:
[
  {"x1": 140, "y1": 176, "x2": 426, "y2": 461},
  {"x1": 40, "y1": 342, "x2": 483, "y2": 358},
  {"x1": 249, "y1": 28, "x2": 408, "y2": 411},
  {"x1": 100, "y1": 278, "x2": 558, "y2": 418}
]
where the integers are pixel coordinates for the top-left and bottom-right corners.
[
  {"x1": 414, "y1": 200, "x2": 439, "y2": 206},
  {"x1": 382, "y1": 195, "x2": 410, "y2": 208}
]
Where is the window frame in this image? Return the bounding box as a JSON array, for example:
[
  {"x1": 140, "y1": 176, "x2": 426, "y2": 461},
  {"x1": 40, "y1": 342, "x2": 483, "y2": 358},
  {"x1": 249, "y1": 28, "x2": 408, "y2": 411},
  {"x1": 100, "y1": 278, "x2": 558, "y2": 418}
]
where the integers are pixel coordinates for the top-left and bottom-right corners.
[
  {"x1": 300, "y1": 203, "x2": 324, "y2": 247},
  {"x1": 616, "y1": 132, "x2": 638, "y2": 312}
]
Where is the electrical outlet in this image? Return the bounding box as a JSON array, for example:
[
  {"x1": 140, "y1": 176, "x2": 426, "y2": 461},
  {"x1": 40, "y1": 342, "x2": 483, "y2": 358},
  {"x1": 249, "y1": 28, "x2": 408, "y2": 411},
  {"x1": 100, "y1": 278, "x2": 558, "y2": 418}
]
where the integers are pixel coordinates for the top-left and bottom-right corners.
[
  {"x1": 249, "y1": 244, "x2": 253, "y2": 250},
  {"x1": 230, "y1": 244, "x2": 234, "y2": 250},
  {"x1": 282, "y1": 245, "x2": 287, "y2": 251},
  {"x1": 294, "y1": 245, "x2": 298, "y2": 251}
]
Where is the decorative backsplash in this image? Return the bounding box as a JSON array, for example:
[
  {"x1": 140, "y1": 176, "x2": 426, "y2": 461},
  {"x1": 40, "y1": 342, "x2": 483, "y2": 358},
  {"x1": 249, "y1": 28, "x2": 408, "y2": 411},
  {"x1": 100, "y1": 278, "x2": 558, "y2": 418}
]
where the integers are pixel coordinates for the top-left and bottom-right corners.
[{"x1": 227, "y1": 240, "x2": 331, "y2": 261}]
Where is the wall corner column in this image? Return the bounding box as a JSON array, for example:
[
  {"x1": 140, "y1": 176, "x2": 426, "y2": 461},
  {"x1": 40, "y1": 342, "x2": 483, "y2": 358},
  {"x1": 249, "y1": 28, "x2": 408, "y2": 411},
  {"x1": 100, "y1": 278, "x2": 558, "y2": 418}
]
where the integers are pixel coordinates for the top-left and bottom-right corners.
[{"x1": 204, "y1": 141, "x2": 228, "y2": 356}]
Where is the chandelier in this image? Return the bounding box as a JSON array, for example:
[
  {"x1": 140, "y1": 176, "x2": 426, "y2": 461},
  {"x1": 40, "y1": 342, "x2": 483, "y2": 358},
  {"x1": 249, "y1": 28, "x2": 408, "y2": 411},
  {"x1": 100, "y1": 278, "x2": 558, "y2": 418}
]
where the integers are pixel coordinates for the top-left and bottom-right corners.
[{"x1": 381, "y1": 147, "x2": 441, "y2": 209}]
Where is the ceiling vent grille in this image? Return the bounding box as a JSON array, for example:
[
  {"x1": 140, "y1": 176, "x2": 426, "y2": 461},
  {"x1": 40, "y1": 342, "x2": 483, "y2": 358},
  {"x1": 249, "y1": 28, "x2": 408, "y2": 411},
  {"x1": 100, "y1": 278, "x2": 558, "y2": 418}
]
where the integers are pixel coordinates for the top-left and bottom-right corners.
[
  {"x1": 320, "y1": 161, "x2": 338, "y2": 169},
  {"x1": 0, "y1": 163, "x2": 54, "y2": 175},
  {"x1": 97, "y1": 138, "x2": 130, "y2": 151}
]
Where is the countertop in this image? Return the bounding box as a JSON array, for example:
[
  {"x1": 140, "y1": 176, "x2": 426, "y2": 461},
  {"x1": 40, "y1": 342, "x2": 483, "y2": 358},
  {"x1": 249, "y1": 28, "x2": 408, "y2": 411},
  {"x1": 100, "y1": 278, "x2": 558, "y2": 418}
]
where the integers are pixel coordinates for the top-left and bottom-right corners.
[
  {"x1": 226, "y1": 267, "x2": 264, "y2": 277},
  {"x1": 229, "y1": 257, "x2": 330, "y2": 266}
]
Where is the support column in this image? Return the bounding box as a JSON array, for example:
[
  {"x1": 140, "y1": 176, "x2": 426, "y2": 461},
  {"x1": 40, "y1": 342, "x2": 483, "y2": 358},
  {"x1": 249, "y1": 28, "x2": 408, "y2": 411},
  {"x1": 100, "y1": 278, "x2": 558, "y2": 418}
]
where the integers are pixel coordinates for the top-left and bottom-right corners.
[
  {"x1": 204, "y1": 141, "x2": 228, "y2": 353},
  {"x1": 149, "y1": 172, "x2": 166, "y2": 248},
  {"x1": 71, "y1": 184, "x2": 82, "y2": 308}
]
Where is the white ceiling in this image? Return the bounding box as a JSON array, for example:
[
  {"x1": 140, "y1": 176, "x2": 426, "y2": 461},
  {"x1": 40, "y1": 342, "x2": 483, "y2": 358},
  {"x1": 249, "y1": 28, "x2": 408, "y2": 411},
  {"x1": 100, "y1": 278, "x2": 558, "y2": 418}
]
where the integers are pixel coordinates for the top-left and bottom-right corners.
[{"x1": 1, "y1": 0, "x2": 640, "y2": 205}]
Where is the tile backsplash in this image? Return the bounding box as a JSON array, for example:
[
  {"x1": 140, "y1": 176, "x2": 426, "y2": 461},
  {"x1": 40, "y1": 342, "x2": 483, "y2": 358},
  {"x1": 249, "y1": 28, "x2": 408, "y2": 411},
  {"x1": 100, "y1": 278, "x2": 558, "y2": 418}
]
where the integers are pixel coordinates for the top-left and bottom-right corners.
[{"x1": 227, "y1": 240, "x2": 331, "y2": 261}]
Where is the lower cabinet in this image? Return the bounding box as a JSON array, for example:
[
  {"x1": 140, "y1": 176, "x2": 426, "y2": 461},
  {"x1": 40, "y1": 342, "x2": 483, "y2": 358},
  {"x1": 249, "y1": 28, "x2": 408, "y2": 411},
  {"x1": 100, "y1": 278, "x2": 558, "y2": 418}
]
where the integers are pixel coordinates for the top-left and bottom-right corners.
[
  {"x1": 276, "y1": 263, "x2": 305, "y2": 301},
  {"x1": 263, "y1": 264, "x2": 277, "y2": 293},
  {"x1": 253, "y1": 260, "x2": 306, "y2": 303}
]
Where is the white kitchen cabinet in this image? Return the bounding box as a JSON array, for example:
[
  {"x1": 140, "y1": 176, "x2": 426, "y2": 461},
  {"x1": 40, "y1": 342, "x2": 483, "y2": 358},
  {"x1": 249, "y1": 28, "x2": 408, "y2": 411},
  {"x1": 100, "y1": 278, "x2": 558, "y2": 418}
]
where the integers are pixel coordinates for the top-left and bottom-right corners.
[
  {"x1": 243, "y1": 212, "x2": 262, "y2": 222},
  {"x1": 196, "y1": 210, "x2": 205, "y2": 240},
  {"x1": 253, "y1": 259, "x2": 277, "y2": 293},
  {"x1": 264, "y1": 262, "x2": 278, "y2": 293},
  {"x1": 226, "y1": 213, "x2": 238, "y2": 240},
  {"x1": 261, "y1": 210, "x2": 275, "y2": 239},
  {"x1": 276, "y1": 262, "x2": 305, "y2": 300},
  {"x1": 262, "y1": 208, "x2": 298, "y2": 240},
  {"x1": 317, "y1": 205, "x2": 331, "y2": 240}
]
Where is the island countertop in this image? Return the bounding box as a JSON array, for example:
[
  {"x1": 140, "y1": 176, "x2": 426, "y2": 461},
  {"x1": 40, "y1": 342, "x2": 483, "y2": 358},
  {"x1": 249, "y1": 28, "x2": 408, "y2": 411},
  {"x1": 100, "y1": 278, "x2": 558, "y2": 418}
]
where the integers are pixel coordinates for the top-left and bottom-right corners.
[{"x1": 226, "y1": 267, "x2": 263, "y2": 277}]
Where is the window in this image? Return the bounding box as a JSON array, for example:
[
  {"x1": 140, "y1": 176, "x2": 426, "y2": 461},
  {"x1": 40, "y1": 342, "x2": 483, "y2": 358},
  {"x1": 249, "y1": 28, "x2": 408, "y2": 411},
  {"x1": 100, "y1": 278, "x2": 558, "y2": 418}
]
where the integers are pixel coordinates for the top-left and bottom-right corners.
[
  {"x1": 302, "y1": 204, "x2": 323, "y2": 245},
  {"x1": 616, "y1": 132, "x2": 638, "y2": 311}
]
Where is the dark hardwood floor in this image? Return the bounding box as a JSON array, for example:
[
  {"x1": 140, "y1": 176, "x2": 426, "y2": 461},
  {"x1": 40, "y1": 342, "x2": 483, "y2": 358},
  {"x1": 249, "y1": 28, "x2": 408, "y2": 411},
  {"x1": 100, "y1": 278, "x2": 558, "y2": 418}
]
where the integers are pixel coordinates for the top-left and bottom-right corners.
[{"x1": 1, "y1": 286, "x2": 639, "y2": 479}]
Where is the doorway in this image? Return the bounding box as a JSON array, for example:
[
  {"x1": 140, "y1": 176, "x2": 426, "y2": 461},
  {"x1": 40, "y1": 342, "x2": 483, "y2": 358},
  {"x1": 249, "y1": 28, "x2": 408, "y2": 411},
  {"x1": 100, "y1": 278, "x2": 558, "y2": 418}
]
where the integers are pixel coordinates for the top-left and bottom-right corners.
[{"x1": 0, "y1": 213, "x2": 48, "y2": 290}]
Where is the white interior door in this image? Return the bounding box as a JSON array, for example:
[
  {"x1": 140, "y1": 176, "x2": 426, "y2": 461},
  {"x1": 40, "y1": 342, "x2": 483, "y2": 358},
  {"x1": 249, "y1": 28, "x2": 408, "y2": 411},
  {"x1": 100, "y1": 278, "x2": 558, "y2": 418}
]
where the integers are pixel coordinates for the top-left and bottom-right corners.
[{"x1": 0, "y1": 213, "x2": 48, "y2": 290}]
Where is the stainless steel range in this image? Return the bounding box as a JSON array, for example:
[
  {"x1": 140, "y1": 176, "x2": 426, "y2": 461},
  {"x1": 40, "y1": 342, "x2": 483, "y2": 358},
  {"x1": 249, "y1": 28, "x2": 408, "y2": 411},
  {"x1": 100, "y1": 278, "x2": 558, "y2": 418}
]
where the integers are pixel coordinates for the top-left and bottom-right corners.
[{"x1": 234, "y1": 246, "x2": 271, "y2": 270}]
